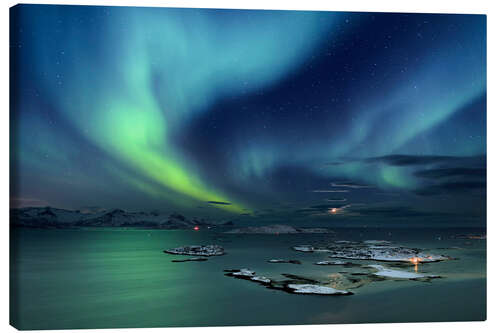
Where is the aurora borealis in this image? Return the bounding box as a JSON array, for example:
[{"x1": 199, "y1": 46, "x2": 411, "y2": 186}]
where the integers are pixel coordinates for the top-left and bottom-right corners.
[{"x1": 10, "y1": 5, "x2": 486, "y2": 226}]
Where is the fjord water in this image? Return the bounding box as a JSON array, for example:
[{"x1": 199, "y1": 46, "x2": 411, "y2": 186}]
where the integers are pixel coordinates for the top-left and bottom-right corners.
[{"x1": 10, "y1": 228, "x2": 486, "y2": 330}]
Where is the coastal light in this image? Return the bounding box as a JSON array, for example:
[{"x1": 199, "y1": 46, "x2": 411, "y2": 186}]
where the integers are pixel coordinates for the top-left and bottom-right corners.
[
  {"x1": 410, "y1": 257, "x2": 420, "y2": 264},
  {"x1": 193, "y1": 226, "x2": 200, "y2": 231},
  {"x1": 410, "y1": 257, "x2": 422, "y2": 272}
]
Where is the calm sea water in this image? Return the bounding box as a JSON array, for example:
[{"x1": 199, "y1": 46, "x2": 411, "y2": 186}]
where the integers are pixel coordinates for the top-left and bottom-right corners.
[{"x1": 10, "y1": 227, "x2": 486, "y2": 330}]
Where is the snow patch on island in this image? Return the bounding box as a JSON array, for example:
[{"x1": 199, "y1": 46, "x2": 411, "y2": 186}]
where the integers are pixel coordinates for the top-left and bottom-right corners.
[
  {"x1": 224, "y1": 269, "x2": 354, "y2": 296},
  {"x1": 368, "y1": 264, "x2": 424, "y2": 279},
  {"x1": 292, "y1": 240, "x2": 451, "y2": 263},
  {"x1": 368, "y1": 264, "x2": 442, "y2": 280},
  {"x1": 268, "y1": 259, "x2": 301, "y2": 264},
  {"x1": 164, "y1": 245, "x2": 225, "y2": 256},
  {"x1": 326, "y1": 241, "x2": 451, "y2": 263},
  {"x1": 287, "y1": 284, "x2": 352, "y2": 295},
  {"x1": 292, "y1": 245, "x2": 316, "y2": 252},
  {"x1": 315, "y1": 260, "x2": 349, "y2": 265},
  {"x1": 363, "y1": 240, "x2": 392, "y2": 245},
  {"x1": 251, "y1": 276, "x2": 271, "y2": 283}
]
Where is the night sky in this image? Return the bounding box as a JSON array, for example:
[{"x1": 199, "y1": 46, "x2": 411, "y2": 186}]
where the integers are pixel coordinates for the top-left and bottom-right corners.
[{"x1": 10, "y1": 5, "x2": 486, "y2": 226}]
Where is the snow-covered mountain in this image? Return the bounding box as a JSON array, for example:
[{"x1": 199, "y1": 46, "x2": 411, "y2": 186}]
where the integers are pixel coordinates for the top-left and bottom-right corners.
[
  {"x1": 225, "y1": 224, "x2": 332, "y2": 234},
  {"x1": 10, "y1": 207, "x2": 227, "y2": 229}
]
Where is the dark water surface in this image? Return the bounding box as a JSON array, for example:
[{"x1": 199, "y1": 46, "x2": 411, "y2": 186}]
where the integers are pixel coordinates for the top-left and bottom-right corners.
[{"x1": 10, "y1": 228, "x2": 486, "y2": 330}]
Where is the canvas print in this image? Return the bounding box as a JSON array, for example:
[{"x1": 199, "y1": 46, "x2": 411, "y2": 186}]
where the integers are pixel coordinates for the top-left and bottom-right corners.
[{"x1": 10, "y1": 4, "x2": 486, "y2": 330}]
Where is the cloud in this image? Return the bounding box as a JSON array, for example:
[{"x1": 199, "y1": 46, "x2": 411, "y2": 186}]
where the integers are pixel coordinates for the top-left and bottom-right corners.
[
  {"x1": 310, "y1": 204, "x2": 349, "y2": 209},
  {"x1": 374, "y1": 192, "x2": 401, "y2": 196},
  {"x1": 414, "y1": 181, "x2": 486, "y2": 196},
  {"x1": 414, "y1": 167, "x2": 485, "y2": 179},
  {"x1": 312, "y1": 190, "x2": 349, "y2": 193},
  {"x1": 330, "y1": 182, "x2": 372, "y2": 189},
  {"x1": 345, "y1": 205, "x2": 452, "y2": 218},
  {"x1": 207, "y1": 201, "x2": 232, "y2": 205},
  {"x1": 366, "y1": 155, "x2": 460, "y2": 166},
  {"x1": 365, "y1": 154, "x2": 485, "y2": 167},
  {"x1": 10, "y1": 197, "x2": 50, "y2": 208},
  {"x1": 327, "y1": 154, "x2": 486, "y2": 168},
  {"x1": 326, "y1": 198, "x2": 347, "y2": 202},
  {"x1": 324, "y1": 155, "x2": 486, "y2": 199},
  {"x1": 295, "y1": 203, "x2": 351, "y2": 214}
]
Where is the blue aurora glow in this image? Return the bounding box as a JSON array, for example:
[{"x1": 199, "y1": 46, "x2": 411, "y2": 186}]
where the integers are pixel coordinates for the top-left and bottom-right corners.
[{"x1": 10, "y1": 5, "x2": 486, "y2": 226}]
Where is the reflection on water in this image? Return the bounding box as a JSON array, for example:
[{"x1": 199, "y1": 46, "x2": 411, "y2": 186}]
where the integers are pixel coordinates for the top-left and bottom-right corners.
[{"x1": 10, "y1": 227, "x2": 486, "y2": 329}]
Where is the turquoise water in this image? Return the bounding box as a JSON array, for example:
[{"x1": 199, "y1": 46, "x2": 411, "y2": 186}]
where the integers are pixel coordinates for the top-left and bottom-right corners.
[{"x1": 10, "y1": 228, "x2": 486, "y2": 330}]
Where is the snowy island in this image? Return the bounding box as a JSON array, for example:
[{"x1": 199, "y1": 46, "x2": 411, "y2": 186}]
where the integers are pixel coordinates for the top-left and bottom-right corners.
[
  {"x1": 224, "y1": 268, "x2": 353, "y2": 296},
  {"x1": 268, "y1": 259, "x2": 302, "y2": 264},
  {"x1": 293, "y1": 240, "x2": 452, "y2": 263},
  {"x1": 164, "y1": 245, "x2": 225, "y2": 257}
]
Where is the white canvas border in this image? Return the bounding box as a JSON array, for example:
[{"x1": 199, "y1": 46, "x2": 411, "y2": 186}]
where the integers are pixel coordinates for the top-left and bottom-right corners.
[{"x1": 1, "y1": 1, "x2": 497, "y2": 333}]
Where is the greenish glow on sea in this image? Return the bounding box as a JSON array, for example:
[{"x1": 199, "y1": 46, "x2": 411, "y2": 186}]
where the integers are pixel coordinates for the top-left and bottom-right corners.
[{"x1": 10, "y1": 228, "x2": 486, "y2": 329}]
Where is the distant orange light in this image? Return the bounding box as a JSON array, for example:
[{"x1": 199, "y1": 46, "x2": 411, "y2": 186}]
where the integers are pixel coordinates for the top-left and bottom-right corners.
[
  {"x1": 409, "y1": 257, "x2": 421, "y2": 272},
  {"x1": 330, "y1": 208, "x2": 338, "y2": 214},
  {"x1": 410, "y1": 257, "x2": 421, "y2": 264},
  {"x1": 193, "y1": 226, "x2": 200, "y2": 231}
]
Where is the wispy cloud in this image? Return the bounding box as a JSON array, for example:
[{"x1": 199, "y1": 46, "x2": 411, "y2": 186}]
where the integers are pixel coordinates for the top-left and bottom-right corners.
[
  {"x1": 326, "y1": 154, "x2": 485, "y2": 168},
  {"x1": 207, "y1": 201, "x2": 232, "y2": 205},
  {"x1": 325, "y1": 198, "x2": 347, "y2": 202},
  {"x1": 10, "y1": 197, "x2": 49, "y2": 208},
  {"x1": 414, "y1": 181, "x2": 486, "y2": 196},
  {"x1": 312, "y1": 190, "x2": 349, "y2": 193},
  {"x1": 414, "y1": 167, "x2": 485, "y2": 179},
  {"x1": 330, "y1": 182, "x2": 372, "y2": 189}
]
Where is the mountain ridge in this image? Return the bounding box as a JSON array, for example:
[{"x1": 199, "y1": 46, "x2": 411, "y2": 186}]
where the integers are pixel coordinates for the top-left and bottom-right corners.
[{"x1": 10, "y1": 206, "x2": 233, "y2": 229}]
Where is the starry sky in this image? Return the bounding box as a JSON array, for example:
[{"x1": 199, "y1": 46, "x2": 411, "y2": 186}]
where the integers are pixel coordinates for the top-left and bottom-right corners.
[{"x1": 10, "y1": 5, "x2": 486, "y2": 226}]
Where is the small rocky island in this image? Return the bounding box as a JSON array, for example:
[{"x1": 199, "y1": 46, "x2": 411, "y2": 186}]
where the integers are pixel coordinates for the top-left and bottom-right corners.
[
  {"x1": 268, "y1": 259, "x2": 301, "y2": 264},
  {"x1": 286, "y1": 284, "x2": 352, "y2": 295},
  {"x1": 315, "y1": 260, "x2": 360, "y2": 267},
  {"x1": 164, "y1": 245, "x2": 225, "y2": 256},
  {"x1": 224, "y1": 268, "x2": 353, "y2": 296},
  {"x1": 292, "y1": 245, "x2": 316, "y2": 252},
  {"x1": 293, "y1": 240, "x2": 452, "y2": 263}
]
